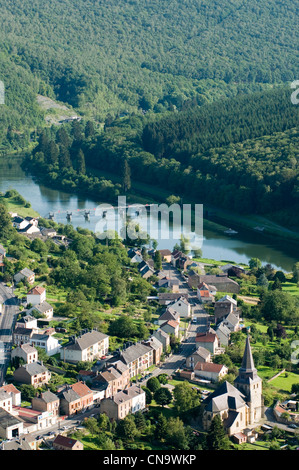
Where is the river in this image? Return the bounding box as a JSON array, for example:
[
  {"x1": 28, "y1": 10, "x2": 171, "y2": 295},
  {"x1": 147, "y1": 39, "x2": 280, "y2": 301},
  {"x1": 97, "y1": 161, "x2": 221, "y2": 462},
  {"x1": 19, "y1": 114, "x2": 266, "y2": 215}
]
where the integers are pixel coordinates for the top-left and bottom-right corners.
[{"x1": 0, "y1": 156, "x2": 298, "y2": 272}]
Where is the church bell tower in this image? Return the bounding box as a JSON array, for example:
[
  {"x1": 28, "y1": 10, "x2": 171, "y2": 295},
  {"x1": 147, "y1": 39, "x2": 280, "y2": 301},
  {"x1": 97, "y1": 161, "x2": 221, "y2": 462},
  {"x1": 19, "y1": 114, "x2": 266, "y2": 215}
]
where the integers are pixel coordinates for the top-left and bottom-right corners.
[{"x1": 234, "y1": 335, "x2": 263, "y2": 424}]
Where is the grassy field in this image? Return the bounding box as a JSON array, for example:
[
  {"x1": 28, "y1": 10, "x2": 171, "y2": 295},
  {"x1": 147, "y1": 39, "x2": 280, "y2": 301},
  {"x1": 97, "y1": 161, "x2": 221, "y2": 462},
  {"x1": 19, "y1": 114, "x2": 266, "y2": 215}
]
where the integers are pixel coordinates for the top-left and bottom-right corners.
[
  {"x1": 0, "y1": 193, "x2": 39, "y2": 218},
  {"x1": 269, "y1": 371, "x2": 299, "y2": 393}
]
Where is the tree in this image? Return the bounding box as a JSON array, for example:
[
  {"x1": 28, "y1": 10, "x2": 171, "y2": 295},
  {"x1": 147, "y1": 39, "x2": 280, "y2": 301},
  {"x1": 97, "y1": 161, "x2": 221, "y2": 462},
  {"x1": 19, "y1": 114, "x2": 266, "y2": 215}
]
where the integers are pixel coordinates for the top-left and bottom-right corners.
[
  {"x1": 154, "y1": 387, "x2": 172, "y2": 407},
  {"x1": 76, "y1": 149, "x2": 86, "y2": 174},
  {"x1": 154, "y1": 250, "x2": 162, "y2": 271},
  {"x1": 166, "y1": 195, "x2": 181, "y2": 205},
  {"x1": 205, "y1": 415, "x2": 231, "y2": 450},
  {"x1": 116, "y1": 416, "x2": 138, "y2": 441},
  {"x1": 155, "y1": 413, "x2": 168, "y2": 441},
  {"x1": 173, "y1": 381, "x2": 199, "y2": 414},
  {"x1": 260, "y1": 290, "x2": 298, "y2": 323},
  {"x1": 293, "y1": 262, "x2": 299, "y2": 284},
  {"x1": 249, "y1": 258, "x2": 262, "y2": 270},
  {"x1": 121, "y1": 160, "x2": 131, "y2": 193},
  {"x1": 0, "y1": 203, "x2": 13, "y2": 239},
  {"x1": 257, "y1": 273, "x2": 269, "y2": 289},
  {"x1": 165, "y1": 417, "x2": 189, "y2": 450},
  {"x1": 146, "y1": 376, "x2": 161, "y2": 393},
  {"x1": 141, "y1": 386, "x2": 152, "y2": 405},
  {"x1": 85, "y1": 120, "x2": 95, "y2": 139},
  {"x1": 108, "y1": 315, "x2": 137, "y2": 338},
  {"x1": 271, "y1": 277, "x2": 282, "y2": 291},
  {"x1": 84, "y1": 417, "x2": 99, "y2": 436}
]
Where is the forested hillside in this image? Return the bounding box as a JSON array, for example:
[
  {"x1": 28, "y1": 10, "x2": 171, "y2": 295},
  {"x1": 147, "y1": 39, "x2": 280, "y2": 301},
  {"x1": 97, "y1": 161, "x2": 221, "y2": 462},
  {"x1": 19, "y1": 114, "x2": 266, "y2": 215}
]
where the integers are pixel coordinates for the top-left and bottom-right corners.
[
  {"x1": 0, "y1": 51, "x2": 46, "y2": 152},
  {"x1": 0, "y1": 0, "x2": 298, "y2": 126},
  {"x1": 26, "y1": 86, "x2": 299, "y2": 228}
]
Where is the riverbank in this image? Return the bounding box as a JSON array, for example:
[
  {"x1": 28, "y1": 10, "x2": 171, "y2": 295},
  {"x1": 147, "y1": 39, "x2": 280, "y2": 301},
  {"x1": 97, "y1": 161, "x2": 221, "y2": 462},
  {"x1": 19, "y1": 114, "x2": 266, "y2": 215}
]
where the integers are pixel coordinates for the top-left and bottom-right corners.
[{"x1": 89, "y1": 167, "x2": 299, "y2": 246}]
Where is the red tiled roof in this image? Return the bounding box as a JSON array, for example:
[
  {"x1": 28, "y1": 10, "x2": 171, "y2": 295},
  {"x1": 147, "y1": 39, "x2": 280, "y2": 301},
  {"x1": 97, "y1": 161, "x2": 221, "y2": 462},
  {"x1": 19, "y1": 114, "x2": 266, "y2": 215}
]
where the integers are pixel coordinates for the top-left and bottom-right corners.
[
  {"x1": 71, "y1": 381, "x2": 92, "y2": 398},
  {"x1": 28, "y1": 286, "x2": 45, "y2": 295},
  {"x1": 194, "y1": 362, "x2": 226, "y2": 373},
  {"x1": 1, "y1": 384, "x2": 21, "y2": 395},
  {"x1": 196, "y1": 332, "x2": 217, "y2": 343}
]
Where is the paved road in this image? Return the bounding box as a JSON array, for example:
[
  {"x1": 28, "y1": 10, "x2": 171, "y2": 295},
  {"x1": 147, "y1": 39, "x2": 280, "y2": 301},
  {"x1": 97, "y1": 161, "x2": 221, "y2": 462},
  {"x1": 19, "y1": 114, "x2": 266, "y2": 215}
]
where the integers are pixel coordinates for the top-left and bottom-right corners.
[{"x1": 0, "y1": 283, "x2": 19, "y2": 385}]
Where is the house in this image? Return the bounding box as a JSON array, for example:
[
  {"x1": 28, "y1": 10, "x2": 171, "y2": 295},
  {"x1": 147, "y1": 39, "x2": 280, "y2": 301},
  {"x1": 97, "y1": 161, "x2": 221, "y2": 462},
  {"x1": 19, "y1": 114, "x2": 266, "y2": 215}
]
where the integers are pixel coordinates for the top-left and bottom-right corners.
[
  {"x1": 24, "y1": 216, "x2": 39, "y2": 227},
  {"x1": 40, "y1": 227, "x2": 57, "y2": 238},
  {"x1": 11, "y1": 343, "x2": 38, "y2": 365},
  {"x1": 0, "y1": 244, "x2": 6, "y2": 272},
  {"x1": 0, "y1": 408, "x2": 24, "y2": 440},
  {"x1": 142, "y1": 336, "x2": 163, "y2": 365},
  {"x1": 158, "y1": 249, "x2": 172, "y2": 263},
  {"x1": 168, "y1": 296, "x2": 191, "y2": 318},
  {"x1": 13, "y1": 361, "x2": 51, "y2": 388},
  {"x1": 152, "y1": 328, "x2": 170, "y2": 352},
  {"x1": 201, "y1": 336, "x2": 264, "y2": 436},
  {"x1": 186, "y1": 346, "x2": 211, "y2": 369},
  {"x1": 171, "y1": 250, "x2": 190, "y2": 270},
  {"x1": 195, "y1": 331, "x2": 221, "y2": 355},
  {"x1": 30, "y1": 333, "x2": 61, "y2": 356},
  {"x1": 128, "y1": 248, "x2": 143, "y2": 264},
  {"x1": 15, "y1": 314, "x2": 38, "y2": 330},
  {"x1": 60, "y1": 329, "x2": 109, "y2": 364},
  {"x1": 197, "y1": 282, "x2": 217, "y2": 296},
  {"x1": 13, "y1": 327, "x2": 35, "y2": 346},
  {"x1": 214, "y1": 295, "x2": 238, "y2": 324},
  {"x1": 27, "y1": 286, "x2": 46, "y2": 306},
  {"x1": 59, "y1": 382, "x2": 94, "y2": 416},
  {"x1": 0, "y1": 389, "x2": 13, "y2": 413},
  {"x1": 158, "y1": 276, "x2": 180, "y2": 293},
  {"x1": 188, "y1": 273, "x2": 240, "y2": 294},
  {"x1": 12, "y1": 216, "x2": 29, "y2": 230},
  {"x1": 215, "y1": 323, "x2": 231, "y2": 347},
  {"x1": 197, "y1": 282, "x2": 216, "y2": 304},
  {"x1": 14, "y1": 268, "x2": 35, "y2": 285},
  {"x1": 117, "y1": 343, "x2": 154, "y2": 378},
  {"x1": 220, "y1": 264, "x2": 246, "y2": 278},
  {"x1": 19, "y1": 223, "x2": 40, "y2": 235},
  {"x1": 198, "y1": 289, "x2": 215, "y2": 304},
  {"x1": 0, "y1": 435, "x2": 37, "y2": 451},
  {"x1": 0, "y1": 384, "x2": 21, "y2": 406},
  {"x1": 13, "y1": 405, "x2": 58, "y2": 432},
  {"x1": 160, "y1": 319, "x2": 180, "y2": 338},
  {"x1": 221, "y1": 312, "x2": 240, "y2": 332},
  {"x1": 138, "y1": 260, "x2": 155, "y2": 279},
  {"x1": 27, "y1": 301, "x2": 54, "y2": 320},
  {"x1": 158, "y1": 292, "x2": 189, "y2": 306},
  {"x1": 91, "y1": 361, "x2": 130, "y2": 398},
  {"x1": 100, "y1": 385, "x2": 146, "y2": 421},
  {"x1": 31, "y1": 390, "x2": 60, "y2": 417},
  {"x1": 157, "y1": 307, "x2": 180, "y2": 326},
  {"x1": 194, "y1": 362, "x2": 228, "y2": 383},
  {"x1": 53, "y1": 434, "x2": 84, "y2": 451}
]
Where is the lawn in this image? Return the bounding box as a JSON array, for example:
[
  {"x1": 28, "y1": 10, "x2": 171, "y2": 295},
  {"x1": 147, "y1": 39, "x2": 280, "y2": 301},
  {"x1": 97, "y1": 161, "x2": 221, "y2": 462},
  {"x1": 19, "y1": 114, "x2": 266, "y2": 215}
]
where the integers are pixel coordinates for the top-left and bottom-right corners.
[
  {"x1": 281, "y1": 281, "x2": 299, "y2": 296},
  {"x1": 0, "y1": 193, "x2": 39, "y2": 218},
  {"x1": 269, "y1": 371, "x2": 299, "y2": 393}
]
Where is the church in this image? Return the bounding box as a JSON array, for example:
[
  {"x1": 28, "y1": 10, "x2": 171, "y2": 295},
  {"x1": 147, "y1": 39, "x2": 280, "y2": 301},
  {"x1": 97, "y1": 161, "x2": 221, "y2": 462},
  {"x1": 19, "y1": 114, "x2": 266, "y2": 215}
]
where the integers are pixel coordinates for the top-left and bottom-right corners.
[{"x1": 201, "y1": 335, "x2": 264, "y2": 436}]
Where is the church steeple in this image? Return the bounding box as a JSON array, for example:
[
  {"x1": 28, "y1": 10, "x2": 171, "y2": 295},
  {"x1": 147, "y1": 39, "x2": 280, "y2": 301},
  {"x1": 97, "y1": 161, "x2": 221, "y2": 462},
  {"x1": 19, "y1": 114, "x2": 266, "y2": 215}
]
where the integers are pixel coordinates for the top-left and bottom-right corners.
[
  {"x1": 239, "y1": 335, "x2": 257, "y2": 379},
  {"x1": 234, "y1": 334, "x2": 263, "y2": 424}
]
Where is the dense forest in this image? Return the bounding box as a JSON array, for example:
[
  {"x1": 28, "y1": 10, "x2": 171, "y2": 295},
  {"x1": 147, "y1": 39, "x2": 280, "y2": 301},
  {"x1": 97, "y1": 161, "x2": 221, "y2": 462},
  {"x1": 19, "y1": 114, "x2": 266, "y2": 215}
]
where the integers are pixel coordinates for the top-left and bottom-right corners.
[
  {"x1": 0, "y1": 0, "x2": 298, "y2": 151},
  {"x1": 26, "y1": 86, "x2": 299, "y2": 228},
  {"x1": 1, "y1": 0, "x2": 299, "y2": 227}
]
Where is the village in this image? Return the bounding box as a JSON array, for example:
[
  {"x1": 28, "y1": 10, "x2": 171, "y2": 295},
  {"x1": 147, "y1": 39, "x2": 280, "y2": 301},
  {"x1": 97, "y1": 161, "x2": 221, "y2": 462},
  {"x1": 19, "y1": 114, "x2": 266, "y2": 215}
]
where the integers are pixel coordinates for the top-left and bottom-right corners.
[{"x1": 0, "y1": 211, "x2": 298, "y2": 451}]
